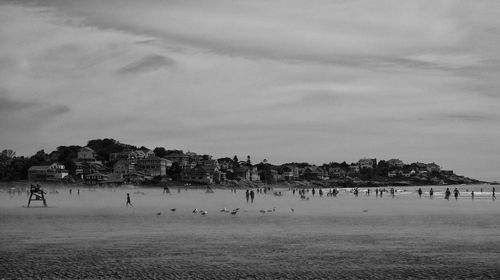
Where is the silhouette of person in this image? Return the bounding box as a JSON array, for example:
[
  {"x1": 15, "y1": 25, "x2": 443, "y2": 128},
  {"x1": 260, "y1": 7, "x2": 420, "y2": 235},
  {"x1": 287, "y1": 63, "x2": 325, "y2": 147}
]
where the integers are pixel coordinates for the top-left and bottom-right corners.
[
  {"x1": 429, "y1": 188, "x2": 434, "y2": 199},
  {"x1": 312, "y1": 188, "x2": 315, "y2": 196},
  {"x1": 245, "y1": 190, "x2": 250, "y2": 203},
  {"x1": 250, "y1": 190, "x2": 255, "y2": 203},
  {"x1": 418, "y1": 188, "x2": 422, "y2": 198},
  {"x1": 453, "y1": 188, "x2": 459, "y2": 200},
  {"x1": 471, "y1": 191, "x2": 474, "y2": 200},
  {"x1": 126, "y1": 193, "x2": 133, "y2": 207},
  {"x1": 493, "y1": 187, "x2": 496, "y2": 200},
  {"x1": 445, "y1": 188, "x2": 451, "y2": 200}
]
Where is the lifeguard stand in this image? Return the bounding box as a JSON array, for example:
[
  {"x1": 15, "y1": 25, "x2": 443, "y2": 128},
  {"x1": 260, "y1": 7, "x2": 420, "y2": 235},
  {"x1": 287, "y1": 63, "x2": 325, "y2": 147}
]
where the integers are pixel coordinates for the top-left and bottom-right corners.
[{"x1": 27, "y1": 184, "x2": 47, "y2": 207}]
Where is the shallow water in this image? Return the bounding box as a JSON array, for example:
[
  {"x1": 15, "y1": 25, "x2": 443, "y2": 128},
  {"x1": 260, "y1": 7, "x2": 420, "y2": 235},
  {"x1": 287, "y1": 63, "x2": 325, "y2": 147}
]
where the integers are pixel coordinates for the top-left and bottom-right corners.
[{"x1": 1, "y1": 183, "x2": 499, "y2": 279}]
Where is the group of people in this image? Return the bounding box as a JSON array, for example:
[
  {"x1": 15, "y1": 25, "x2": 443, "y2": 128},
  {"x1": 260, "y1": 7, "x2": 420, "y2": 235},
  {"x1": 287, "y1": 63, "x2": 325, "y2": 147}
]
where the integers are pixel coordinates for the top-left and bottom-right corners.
[
  {"x1": 245, "y1": 189, "x2": 255, "y2": 203},
  {"x1": 126, "y1": 185, "x2": 497, "y2": 207}
]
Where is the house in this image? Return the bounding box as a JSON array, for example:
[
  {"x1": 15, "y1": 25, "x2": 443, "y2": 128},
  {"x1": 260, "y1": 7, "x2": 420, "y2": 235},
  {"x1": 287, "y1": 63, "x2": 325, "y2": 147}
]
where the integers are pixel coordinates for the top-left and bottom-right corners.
[
  {"x1": 164, "y1": 151, "x2": 189, "y2": 168},
  {"x1": 113, "y1": 160, "x2": 136, "y2": 178},
  {"x1": 358, "y1": 158, "x2": 377, "y2": 169},
  {"x1": 181, "y1": 167, "x2": 213, "y2": 184},
  {"x1": 28, "y1": 163, "x2": 69, "y2": 181},
  {"x1": 281, "y1": 165, "x2": 299, "y2": 181},
  {"x1": 109, "y1": 150, "x2": 155, "y2": 164},
  {"x1": 233, "y1": 166, "x2": 259, "y2": 181},
  {"x1": 402, "y1": 169, "x2": 416, "y2": 177},
  {"x1": 200, "y1": 159, "x2": 220, "y2": 173},
  {"x1": 329, "y1": 167, "x2": 347, "y2": 178},
  {"x1": 77, "y1": 147, "x2": 96, "y2": 161},
  {"x1": 84, "y1": 172, "x2": 108, "y2": 184},
  {"x1": 388, "y1": 170, "x2": 403, "y2": 178},
  {"x1": 427, "y1": 163, "x2": 441, "y2": 173},
  {"x1": 387, "y1": 159, "x2": 404, "y2": 168},
  {"x1": 301, "y1": 166, "x2": 323, "y2": 180},
  {"x1": 349, "y1": 164, "x2": 360, "y2": 174},
  {"x1": 137, "y1": 156, "x2": 169, "y2": 177},
  {"x1": 75, "y1": 161, "x2": 104, "y2": 179},
  {"x1": 259, "y1": 168, "x2": 280, "y2": 184}
]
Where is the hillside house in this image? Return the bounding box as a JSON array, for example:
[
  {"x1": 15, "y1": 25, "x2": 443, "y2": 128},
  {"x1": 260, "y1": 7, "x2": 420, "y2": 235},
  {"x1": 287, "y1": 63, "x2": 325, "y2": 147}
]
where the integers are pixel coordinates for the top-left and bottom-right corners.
[{"x1": 28, "y1": 163, "x2": 69, "y2": 181}]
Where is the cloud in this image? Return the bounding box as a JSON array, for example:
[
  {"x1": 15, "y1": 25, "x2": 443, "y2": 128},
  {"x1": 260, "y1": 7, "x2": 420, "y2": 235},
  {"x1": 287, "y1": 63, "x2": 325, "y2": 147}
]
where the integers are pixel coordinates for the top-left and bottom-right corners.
[
  {"x1": 1, "y1": 1, "x2": 500, "y2": 180},
  {"x1": 117, "y1": 54, "x2": 175, "y2": 74},
  {"x1": 0, "y1": 94, "x2": 36, "y2": 112}
]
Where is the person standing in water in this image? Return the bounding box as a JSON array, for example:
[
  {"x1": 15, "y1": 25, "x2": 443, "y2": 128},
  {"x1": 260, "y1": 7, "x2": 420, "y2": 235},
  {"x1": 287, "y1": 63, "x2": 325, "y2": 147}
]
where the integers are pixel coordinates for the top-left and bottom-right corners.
[
  {"x1": 429, "y1": 188, "x2": 434, "y2": 199},
  {"x1": 126, "y1": 193, "x2": 133, "y2": 207},
  {"x1": 250, "y1": 190, "x2": 255, "y2": 203},
  {"x1": 418, "y1": 188, "x2": 422, "y2": 198},
  {"x1": 453, "y1": 188, "x2": 459, "y2": 200},
  {"x1": 245, "y1": 190, "x2": 250, "y2": 203}
]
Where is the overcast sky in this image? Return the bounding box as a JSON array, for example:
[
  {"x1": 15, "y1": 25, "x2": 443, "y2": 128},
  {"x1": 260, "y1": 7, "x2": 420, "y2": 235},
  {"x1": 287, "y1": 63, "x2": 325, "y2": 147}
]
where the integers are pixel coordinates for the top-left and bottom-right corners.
[{"x1": 1, "y1": 0, "x2": 499, "y2": 180}]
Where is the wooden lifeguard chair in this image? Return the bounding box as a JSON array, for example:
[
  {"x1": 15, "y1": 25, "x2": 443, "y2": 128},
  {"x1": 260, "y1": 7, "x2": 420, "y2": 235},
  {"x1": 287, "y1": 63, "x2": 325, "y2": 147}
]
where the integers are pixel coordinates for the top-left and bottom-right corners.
[{"x1": 27, "y1": 184, "x2": 47, "y2": 207}]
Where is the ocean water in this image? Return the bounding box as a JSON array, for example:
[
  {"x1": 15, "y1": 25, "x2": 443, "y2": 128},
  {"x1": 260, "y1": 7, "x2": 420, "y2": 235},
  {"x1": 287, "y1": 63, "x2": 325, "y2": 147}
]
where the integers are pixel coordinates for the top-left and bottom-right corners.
[{"x1": 0, "y1": 183, "x2": 499, "y2": 279}]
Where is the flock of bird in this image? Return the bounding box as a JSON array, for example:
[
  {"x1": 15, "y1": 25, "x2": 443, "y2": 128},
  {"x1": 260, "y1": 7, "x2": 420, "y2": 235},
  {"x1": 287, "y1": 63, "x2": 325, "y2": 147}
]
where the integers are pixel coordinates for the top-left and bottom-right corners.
[{"x1": 156, "y1": 207, "x2": 295, "y2": 216}]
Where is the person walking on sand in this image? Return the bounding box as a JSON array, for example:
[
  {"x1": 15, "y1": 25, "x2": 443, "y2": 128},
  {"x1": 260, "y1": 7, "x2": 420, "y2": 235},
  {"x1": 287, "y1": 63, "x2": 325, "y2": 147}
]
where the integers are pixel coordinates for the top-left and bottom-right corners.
[
  {"x1": 126, "y1": 193, "x2": 133, "y2": 207},
  {"x1": 250, "y1": 190, "x2": 255, "y2": 203},
  {"x1": 453, "y1": 188, "x2": 459, "y2": 200},
  {"x1": 471, "y1": 191, "x2": 474, "y2": 200},
  {"x1": 418, "y1": 188, "x2": 422, "y2": 198},
  {"x1": 429, "y1": 188, "x2": 434, "y2": 199},
  {"x1": 245, "y1": 190, "x2": 250, "y2": 203},
  {"x1": 445, "y1": 188, "x2": 451, "y2": 200},
  {"x1": 493, "y1": 187, "x2": 496, "y2": 200}
]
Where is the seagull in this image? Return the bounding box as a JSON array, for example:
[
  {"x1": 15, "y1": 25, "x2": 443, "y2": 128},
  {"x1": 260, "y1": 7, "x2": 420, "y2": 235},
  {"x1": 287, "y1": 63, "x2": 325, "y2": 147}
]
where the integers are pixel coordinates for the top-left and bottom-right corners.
[
  {"x1": 156, "y1": 212, "x2": 161, "y2": 215},
  {"x1": 362, "y1": 209, "x2": 368, "y2": 213},
  {"x1": 290, "y1": 208, "x2": 294, "y2": 212},
  {"x1": 201, "y1": 210, "x2": 208, "y2": 215},
  {"x1": 220, "y1": 207, "x2": 228, "y2": 213},
  {"x1": 259, "y1": 209, "x2": 266, "y2": 214},
  {"x1": 231, "y1": 209, "x2": 238, "y2": 215},
  {"x1": 192, "y1": 208, "x2": 199, "y2": 214},
  {"x1": 170, "y1": 208, "x2": 176, "y2": 212}
]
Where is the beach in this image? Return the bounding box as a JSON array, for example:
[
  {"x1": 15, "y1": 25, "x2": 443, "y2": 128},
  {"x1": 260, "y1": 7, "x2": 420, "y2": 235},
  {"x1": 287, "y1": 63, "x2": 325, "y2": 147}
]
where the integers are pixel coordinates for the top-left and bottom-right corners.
[{"x1": 1, "y1": 184, "x2": 499, "y2": 279}]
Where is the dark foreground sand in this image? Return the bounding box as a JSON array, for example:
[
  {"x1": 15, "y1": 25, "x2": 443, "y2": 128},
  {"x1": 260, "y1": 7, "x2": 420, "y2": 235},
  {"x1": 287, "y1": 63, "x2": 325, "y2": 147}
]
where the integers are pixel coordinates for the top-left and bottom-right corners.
[{"x1": 1, "y1": 184, "x2": 499, "y2": 279}]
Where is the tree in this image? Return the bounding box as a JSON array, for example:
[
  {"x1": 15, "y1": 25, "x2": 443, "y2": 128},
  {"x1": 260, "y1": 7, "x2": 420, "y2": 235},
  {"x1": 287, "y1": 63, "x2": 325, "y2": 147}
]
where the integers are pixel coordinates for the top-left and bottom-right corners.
[
  {"x1": 233, "y1": 155, "x2": 239, "y2": 168},
  {"x1": 246, "y1": 155, "x2": 251, "y2": 166},
  {"x1": 1, "y1": 149, "x2": 15, "y2": 158},
  {"x1": 153, "y1": 147, "x2": 167, "y2": 157},
  {"x1": 87, "y1": 138, "x2": 136, "y2": 161}
]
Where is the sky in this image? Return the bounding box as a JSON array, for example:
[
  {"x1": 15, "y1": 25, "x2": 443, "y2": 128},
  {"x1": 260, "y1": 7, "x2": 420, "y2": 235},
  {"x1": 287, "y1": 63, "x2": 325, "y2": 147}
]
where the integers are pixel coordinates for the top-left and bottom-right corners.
[{"x1": 0, "y1": 0, "x2": 499, "y2": 181}]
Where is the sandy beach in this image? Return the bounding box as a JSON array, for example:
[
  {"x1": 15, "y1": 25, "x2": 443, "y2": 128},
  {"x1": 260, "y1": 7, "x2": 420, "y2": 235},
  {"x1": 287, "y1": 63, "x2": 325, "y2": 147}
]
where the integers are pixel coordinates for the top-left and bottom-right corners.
[{"x1": 1, "y1": 184, "x2": 499, "y2": 279}]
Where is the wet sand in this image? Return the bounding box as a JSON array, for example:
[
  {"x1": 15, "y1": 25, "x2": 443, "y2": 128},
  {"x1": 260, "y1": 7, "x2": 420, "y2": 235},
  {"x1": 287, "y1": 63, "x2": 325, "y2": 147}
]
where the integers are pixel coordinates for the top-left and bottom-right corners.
[{"x1": 1, "y1": 184, "x2": 499, "y2": 279}]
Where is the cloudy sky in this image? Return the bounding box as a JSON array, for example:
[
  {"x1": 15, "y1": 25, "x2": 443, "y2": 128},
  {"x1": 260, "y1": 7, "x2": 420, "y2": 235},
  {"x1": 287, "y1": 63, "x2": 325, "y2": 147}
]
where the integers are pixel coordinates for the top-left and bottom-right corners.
[{"x1": 1, "y1": 0, "x2": 499, "y2": 180}]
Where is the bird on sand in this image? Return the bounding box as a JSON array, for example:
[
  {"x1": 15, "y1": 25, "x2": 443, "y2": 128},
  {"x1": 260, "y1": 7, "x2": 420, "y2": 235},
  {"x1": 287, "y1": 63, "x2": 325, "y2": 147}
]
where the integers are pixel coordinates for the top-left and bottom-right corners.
[
  {"x1": 362, "y1": 209, "x2": 368, "y2": 213},
  {"x1": 259, "y1": 209, "x2": 266, "y2": 214},
  {"x1": 170, "y1": 208, "x2": 176, "y2": 212},
  {"x1": 192, "y1": 208, "x2": 199, "y2": 213},
  {"x1": 156, "y1": 212, "x2": 161, "y2": 215},
  {"x1": 220, "y1": 207, "x2": 229, "y2": 213},
  {"x1": 290, "y1": 208, "x2": 294, "y2": 212},
  {"x1": 230, "y1": 209, "x2": 239, "y2": 215},
  {"x1": 201, "y1": 210, "x2": 208, "y2": 215}
]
